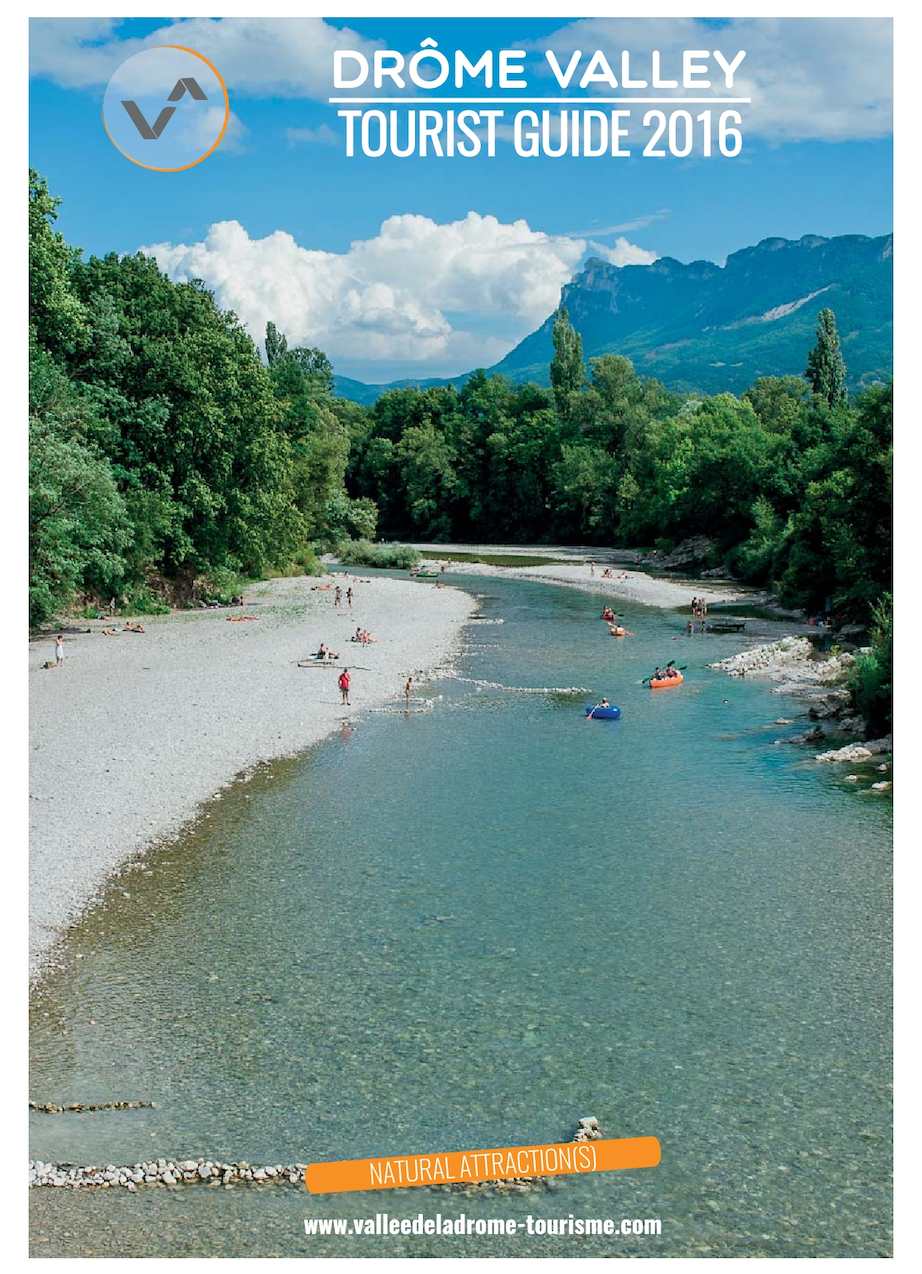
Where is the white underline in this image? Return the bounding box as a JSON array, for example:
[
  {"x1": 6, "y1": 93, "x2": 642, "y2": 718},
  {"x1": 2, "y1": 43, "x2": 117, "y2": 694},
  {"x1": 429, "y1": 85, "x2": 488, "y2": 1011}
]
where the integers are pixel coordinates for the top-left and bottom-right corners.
[{"x1": 328, "y1": 96, "x2": 751, "y2": 105}]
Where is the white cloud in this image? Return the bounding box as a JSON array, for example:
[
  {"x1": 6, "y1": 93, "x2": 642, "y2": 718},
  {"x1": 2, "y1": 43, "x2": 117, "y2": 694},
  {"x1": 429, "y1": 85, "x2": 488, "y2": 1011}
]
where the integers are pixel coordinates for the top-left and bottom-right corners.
[
  {"x1": 567, "y1": 209, "x2": 670, "y2": 237},
  {"x1": 591, "y1": 237, "x2": 658, "y2": 266},
  {"x1": 173, "y1": 107, "x2": 248, "y2": 156},
  {"x1": 29, "y1": 16, "x2": 381, "y2": 98},
  {"x1": 286, "y1": 124, "x2": 338, "y2": 147},
  {"x1": 528, "y1": 17, "x2": 892, "y2": 142},
  {"x1": 141, "y1": 212, "x2": 655, "y2": 379}
]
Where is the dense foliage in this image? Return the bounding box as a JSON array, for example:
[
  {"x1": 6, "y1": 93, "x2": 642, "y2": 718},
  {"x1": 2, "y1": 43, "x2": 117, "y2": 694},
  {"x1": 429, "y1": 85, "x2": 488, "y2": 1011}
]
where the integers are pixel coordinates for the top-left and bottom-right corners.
[
  {"x1": 848, "y1": 594, "x2": 892, "y2": 734},
  {"x1": 30, "y1": 171, "x2": 891, "y2": 641},
  {"x1": 347, "y1": 308, "x2": 891, "y2": 620},
  {"x1": 28, "y1": 171, "x2": 369, "y2": 626},
  {"x1": 337, "y1": 540, "x2": 421, "y2": 570}
]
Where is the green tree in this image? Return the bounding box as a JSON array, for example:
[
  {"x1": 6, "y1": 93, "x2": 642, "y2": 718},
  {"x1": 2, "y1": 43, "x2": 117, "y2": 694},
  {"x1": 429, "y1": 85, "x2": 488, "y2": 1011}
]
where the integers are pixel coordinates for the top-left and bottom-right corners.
[
  {"x1": 264, "y1": 320, "x2": 288, "y2": 366},
  {"x1": 805, "y1": 308, "x2": 848, "y2": 408},
  {"x1": 848, "y1": 594, "x2": 892, "y2": 734},
  {"x1": 549, "y1": 307, "x2": 584, "y2": 421},
  {"x1": 29, "y1": 414, "x2": 130, "y2": 626},
  {"x1": 29, "y1": 169, "x2": 87, "y2": 357}
]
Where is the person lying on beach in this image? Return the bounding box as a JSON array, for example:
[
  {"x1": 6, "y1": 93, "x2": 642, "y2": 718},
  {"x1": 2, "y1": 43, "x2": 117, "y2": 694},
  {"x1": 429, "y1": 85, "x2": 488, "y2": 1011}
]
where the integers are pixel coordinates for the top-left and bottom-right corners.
[{"x1": 123, "y1": 621, "x2": 145, "y2": 633}]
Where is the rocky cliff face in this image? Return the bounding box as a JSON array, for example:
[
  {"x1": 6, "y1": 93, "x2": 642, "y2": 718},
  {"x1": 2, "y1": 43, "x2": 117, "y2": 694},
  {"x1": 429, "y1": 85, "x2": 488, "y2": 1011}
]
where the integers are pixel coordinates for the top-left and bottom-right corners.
[
  {"x1": 491, "y1": 233, "x2": 892, "y2": 394},
  {"x1": 333, "y1": 233, "x2": 892, "y2": 403}
]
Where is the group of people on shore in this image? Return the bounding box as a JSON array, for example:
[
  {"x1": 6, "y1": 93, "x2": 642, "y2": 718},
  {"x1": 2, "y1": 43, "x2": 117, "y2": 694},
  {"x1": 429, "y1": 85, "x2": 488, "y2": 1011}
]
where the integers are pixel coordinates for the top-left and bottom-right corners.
[
  {"x1": 686, "y1": 595, "x2": 709, "y2": 634},
  {"x1": 588, "y1": 561, "x2": 630, "y2": 581}
]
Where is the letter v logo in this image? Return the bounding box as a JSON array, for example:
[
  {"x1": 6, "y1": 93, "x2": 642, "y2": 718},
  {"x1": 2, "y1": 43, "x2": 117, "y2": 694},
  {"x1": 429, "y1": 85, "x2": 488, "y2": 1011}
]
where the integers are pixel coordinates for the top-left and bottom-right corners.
[
  {"x1": 122, "y1": 78, "x2": 208, "y2": 139},
  {"x1": 103, "y1": 46, "x2": 229, "y2": 171}
]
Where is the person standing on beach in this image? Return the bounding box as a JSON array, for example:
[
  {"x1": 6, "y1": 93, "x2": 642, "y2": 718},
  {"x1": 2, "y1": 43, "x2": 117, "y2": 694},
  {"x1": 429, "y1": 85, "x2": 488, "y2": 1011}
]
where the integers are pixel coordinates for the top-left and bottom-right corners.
[
  {"x1": 338, "y1": 668, "x2": 351, "y2": 705},
  {"x1": 346, "y1": 586, "x2": 353, "y2": 608},
  {"x1": 404, "y1": 675, "x2": 413, "y2": 706},
  {"x1": 54, "y1": 634, "x2": 64, "y2": 667},
  {"x1": 334, "y1": 585, "x2": 342, "y2": 608}
]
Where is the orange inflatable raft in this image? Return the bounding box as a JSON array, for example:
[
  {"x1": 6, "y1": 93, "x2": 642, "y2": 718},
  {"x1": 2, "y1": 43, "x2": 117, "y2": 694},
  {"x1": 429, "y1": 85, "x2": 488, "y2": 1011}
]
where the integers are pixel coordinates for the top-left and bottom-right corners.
[{"x1": 649, "y1": 672, "x2": 684, "y2": 689}]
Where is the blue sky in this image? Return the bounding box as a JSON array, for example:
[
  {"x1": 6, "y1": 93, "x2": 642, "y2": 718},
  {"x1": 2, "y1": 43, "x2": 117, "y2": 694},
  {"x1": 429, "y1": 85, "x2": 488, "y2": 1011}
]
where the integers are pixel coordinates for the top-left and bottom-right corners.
[{"x1": 29, "y1": 16, "x2": 893, "y2": 382}]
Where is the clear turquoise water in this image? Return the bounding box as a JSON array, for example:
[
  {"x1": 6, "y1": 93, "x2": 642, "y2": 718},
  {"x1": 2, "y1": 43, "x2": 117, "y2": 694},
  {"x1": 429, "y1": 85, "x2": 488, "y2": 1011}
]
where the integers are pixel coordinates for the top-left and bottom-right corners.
[{"x1": 30, "y1": 575, "x2": 892, "y2": 1257}]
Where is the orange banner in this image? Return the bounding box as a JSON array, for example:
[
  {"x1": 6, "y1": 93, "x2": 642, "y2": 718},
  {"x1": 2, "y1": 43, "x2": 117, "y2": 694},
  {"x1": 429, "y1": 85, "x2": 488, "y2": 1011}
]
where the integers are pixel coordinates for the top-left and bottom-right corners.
[{"x1": 305, "y1": 1136, "x2": 660, "y2": 1195}]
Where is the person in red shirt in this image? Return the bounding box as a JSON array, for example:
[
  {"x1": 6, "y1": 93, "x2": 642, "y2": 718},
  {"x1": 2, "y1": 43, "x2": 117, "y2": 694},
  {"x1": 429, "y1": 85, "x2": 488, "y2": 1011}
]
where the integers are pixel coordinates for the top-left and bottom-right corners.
[{"x1": 338, "y1": 668, "x2": 351, "y2": 705}]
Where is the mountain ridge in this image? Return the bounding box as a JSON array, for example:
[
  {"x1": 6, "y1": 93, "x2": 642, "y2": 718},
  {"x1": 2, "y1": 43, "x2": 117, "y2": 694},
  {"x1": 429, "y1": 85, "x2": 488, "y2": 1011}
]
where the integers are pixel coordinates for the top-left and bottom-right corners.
[{"x1": 333, "y1": 231, "x2": 892, "y2": 404}]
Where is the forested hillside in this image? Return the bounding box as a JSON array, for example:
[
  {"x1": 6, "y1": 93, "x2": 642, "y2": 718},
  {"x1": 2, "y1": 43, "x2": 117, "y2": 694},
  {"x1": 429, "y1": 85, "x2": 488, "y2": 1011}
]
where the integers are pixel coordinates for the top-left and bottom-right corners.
[
  {"x1": 491, "y1": 233, "x2": 892, "y2": 394},
  {"x1": 30, "y1": 170, "x2": 891, "y2": 642}
]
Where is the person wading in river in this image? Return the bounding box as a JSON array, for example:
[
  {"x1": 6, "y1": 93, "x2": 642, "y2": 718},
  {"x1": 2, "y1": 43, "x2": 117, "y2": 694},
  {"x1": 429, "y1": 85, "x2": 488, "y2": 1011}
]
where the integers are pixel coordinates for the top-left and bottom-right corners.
[{"x1": 338, "y1": 668, "x2": 351, "y2": 705}]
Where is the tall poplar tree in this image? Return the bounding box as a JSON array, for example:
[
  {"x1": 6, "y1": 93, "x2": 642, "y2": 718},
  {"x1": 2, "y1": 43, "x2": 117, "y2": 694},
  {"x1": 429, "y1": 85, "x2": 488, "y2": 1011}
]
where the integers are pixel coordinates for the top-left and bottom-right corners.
[
  {"x1": 805, "y1": 307, "x2": 848, "y2": 407},
  {"x1": 549, "y1": 307, "x2": 584, "y2": 420}
]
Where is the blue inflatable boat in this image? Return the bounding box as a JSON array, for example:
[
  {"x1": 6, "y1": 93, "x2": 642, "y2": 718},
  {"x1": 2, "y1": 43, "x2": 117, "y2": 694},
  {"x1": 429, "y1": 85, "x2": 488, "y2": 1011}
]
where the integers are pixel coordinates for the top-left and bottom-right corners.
[{"x1": 584, "y1": 704, "x2": 621, "y2": 720}]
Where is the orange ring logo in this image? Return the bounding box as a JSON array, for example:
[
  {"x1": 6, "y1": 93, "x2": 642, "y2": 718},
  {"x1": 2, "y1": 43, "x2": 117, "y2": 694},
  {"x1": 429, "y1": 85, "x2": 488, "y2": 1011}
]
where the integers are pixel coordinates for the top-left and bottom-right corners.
[{"x1": 102, "y1": 45, "x2": 229, "y2": 172}]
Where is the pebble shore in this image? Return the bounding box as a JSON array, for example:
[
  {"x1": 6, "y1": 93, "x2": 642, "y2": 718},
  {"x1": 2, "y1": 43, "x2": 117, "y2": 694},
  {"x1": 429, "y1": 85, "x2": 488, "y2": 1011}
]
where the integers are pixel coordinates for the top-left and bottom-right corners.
[
  {"x1": 710, "y1": 636, "x2": 892, "y2": 779},
  {"x1": 30, "y1": 1119, "x2": 603, "y2": 1193},
  {"x1": 30, "y1": 572, "x2": 476, "y2": 977}
]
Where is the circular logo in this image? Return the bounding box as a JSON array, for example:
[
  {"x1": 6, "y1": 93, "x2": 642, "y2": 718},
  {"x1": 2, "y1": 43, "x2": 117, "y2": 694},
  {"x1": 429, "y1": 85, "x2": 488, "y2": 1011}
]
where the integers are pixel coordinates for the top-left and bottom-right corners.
[{"x1": 102, "y1": 45, "x2": 229, "y2": 172}]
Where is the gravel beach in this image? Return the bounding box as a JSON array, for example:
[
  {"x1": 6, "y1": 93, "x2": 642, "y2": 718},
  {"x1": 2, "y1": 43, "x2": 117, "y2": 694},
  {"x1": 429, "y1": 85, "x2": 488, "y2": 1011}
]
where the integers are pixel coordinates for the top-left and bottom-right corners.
[
  {"x1": 409, "y1": 544, "x2": 750, "y2": 608},
  {"x1": 29, "y1": 572, "x2": 475, "y2": 977}
]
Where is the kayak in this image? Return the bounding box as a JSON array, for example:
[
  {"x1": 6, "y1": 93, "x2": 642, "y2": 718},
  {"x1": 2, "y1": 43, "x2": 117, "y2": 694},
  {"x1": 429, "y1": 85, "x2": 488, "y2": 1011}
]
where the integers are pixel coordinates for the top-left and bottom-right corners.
[
  {"x1": 584, "y1": 705, "x2": 621, "y2": 719},
  {"x1": 609, "y1": 625, "x2": 626, "y2": 637},
  {"x1": 649, "y1": 673, "x2": 684, "y2": 689}
]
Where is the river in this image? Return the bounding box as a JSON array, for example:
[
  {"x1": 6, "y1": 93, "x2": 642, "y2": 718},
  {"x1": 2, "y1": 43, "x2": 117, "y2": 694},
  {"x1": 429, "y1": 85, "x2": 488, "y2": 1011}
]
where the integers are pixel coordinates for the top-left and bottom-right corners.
[{"x1": 29, "y1": 573, "x2": 892, "y2": 1257}]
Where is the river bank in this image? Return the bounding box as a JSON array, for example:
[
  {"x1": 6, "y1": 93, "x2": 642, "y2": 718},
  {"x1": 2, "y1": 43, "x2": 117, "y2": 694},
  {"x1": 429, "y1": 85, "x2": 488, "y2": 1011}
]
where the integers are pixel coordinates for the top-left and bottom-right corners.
[
  {"x1": 29, "y1": 572, "x2": 475, "y2": 978},
  {"x1": 407, "y1": 543, "x2": 751, "y2": 609},
  {"x1": 709, "y1": 635, "x2": 892, "y2": 785}
]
